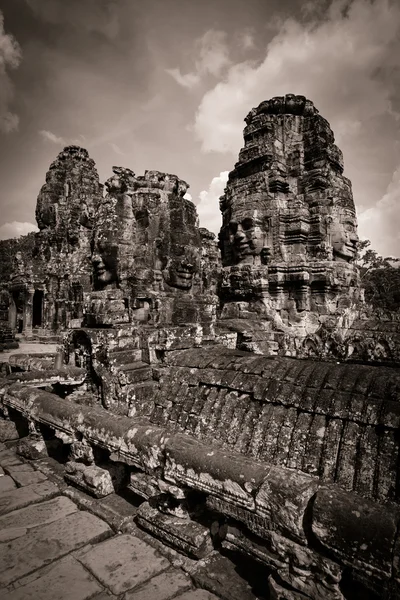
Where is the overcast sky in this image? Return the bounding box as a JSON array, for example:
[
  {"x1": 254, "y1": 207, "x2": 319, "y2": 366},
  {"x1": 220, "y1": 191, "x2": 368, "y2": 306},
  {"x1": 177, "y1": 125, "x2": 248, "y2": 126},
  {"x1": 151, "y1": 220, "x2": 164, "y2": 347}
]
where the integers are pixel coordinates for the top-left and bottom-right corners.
[{"x1": 0, "y1": 0, "x2": 399, "y2": 256}]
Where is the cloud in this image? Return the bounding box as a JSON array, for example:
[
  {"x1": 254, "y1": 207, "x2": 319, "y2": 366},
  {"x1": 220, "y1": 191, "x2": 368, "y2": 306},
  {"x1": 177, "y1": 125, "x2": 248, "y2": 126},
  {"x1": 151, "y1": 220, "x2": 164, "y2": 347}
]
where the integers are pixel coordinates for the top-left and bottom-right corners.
[
  {"x1": 38, "y1": 130, "x2": 86, "y2": 146},
  {"x1": 183, "y1": 192, "x2": 193, "y2": 201},
  {"x1": 166, "y1": 29, "x2": 231, "y2": 89},
  {"x1": 39, "y1": 129, "x2": 66, "y2": 144},
  {"x1": 194, "y1": 0, "x2": 400, "y2": 153},
  {"x1": 24, "y1": 0, "x2": 119, "y2": 39},
  {"x1": 196, "y1": 171, "x2": 229, "y2": 233},
  {"x1": 358, "y1": 166, "x2": 400, "y2": 257},
  {"x1": 0, "y1": 221, "x2": 38, "y2": 240},
  {"x1": 0, "y1": 11, "x2": 22, "y2": 134},
  {"x1": 110, "y1": 142, "x2": 125, "y2": 156}
]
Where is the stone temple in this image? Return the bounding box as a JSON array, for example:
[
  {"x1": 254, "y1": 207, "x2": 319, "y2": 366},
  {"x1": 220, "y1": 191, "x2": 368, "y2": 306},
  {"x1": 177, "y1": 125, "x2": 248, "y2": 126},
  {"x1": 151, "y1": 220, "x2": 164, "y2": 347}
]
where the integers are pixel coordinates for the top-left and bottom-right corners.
[{"x1": 1, "y1": 95, "x2": 400, "y2": 600}]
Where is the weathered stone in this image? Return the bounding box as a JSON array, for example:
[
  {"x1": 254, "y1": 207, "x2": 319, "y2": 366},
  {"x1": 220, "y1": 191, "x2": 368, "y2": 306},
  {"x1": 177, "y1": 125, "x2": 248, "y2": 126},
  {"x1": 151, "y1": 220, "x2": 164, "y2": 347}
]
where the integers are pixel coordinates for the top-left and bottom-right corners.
[
  {"x1": 64, "y1": 461, "x2": 115, "y2": 498},
  {"x1": 3, "y1": 555, "x2": 103, "y2": 600},
  {"x1": 16, "y1": 436, "x2": 48, "y2": 460},
  {"x1": 5, "y1": 467, "x2": 47, "y2": 487},
  {"x1": 0, "y1": 511, "x2": 111, "y2": 586},
  {"x1": 0, "y1": 419, "x2": 19, "y2": 442},
  {"x1": 0, "y1": 480, "x2": 59, "y2": 516},
  {"x1": 312, "y1": 486, "x2": 399, "y2": 577},
  {"x1": 137, "y1": 501, "x2": 213, "y2": 559},
  {"x1": 124, "y1": 569, "x2": 192, "y2": 600},
  {"x1": 255, "y1": 465, "x2": 318, "y2": 543},
  {"x1": 76, "y1": 533, "x2": 170, "y2": 595},
  {"x1": 0, "y1": 496, "x2": 78, "y2": 542},
  {"x1": 0, "y1": 475, "x2": 17, "y2": 493}
]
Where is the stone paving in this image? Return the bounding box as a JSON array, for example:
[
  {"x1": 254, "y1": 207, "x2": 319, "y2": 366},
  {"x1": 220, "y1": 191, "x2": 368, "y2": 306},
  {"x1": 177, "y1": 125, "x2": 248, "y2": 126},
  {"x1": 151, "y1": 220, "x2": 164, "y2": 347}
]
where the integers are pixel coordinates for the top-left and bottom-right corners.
[
  {"x1": 0, "y1": 441, "x2": 221, "y2": 600},
  {"x1": 0, "y1": 341, "x2": 59, "y2": 362}
]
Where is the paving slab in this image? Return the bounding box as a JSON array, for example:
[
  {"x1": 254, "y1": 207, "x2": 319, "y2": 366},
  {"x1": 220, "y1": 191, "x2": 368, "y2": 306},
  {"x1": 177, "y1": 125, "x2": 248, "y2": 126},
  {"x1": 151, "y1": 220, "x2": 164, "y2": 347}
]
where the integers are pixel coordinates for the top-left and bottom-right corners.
[
  {"x1": 0, "y1": 480, "x2": 59, "y2": 516},
  {"x1": 0, "y1": 451, "x2": 24, "y2": 468},
  {"x1": 4, "y1": 463, "x2": 35, "y2": 474},
  {"x1": 125, "y1": 569, "x2": 192, "y2": 599},
  {"x1": 1, "y1": 555, "x2": 103, "y2": 600},
  {"x1": 0, "y1": 510, "x2": 111, "y2": 586},
  {"x1": 77, "y1": 533, "x2": 170, "y2": 595},
  {"x1": 175, "y1": 591, "x2": 221, "y2": 600},
  {"x1": 0, "y1": 476, "x2": 16, "y2": 494},
  {"x1": 7, "y1": 469, "x2": 48, "y2": 488},
  {"x1": 0, "y1": 496, "x2": 78, "y2": 542}
]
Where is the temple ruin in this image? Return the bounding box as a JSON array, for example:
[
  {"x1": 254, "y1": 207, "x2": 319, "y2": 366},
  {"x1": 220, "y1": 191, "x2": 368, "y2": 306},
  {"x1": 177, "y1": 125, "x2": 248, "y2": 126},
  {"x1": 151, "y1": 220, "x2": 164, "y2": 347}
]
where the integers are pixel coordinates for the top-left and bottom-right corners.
[{"x1": 1, "y1": 95, "x2": 400, "y2": 599}]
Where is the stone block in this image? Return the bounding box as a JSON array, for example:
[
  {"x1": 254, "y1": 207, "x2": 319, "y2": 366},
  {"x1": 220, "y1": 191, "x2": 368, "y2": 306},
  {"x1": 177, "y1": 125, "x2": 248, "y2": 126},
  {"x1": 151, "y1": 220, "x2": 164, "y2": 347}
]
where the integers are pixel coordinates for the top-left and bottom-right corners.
[
  {"x1": 16, "y1": 436, "x2": 48, "y2": 460},
  {"x1": 0, "y1": 511, "x2": 111, "y2": 586},
  {"x1": 0, "y1": 475, "x2": 17, "y2": 494},
  {"x1": 312, "y1": 486, "x2": 399, "y2": 577},
  {"x1": 3, "y1": 555, "x2": 103, "y2": 600},
  {"x1": 0, "y1": 480, "x2": 59, "y2": 516},
  {"x1": 125, "y1": 569, "x2": 192, "y2": 599},
  {"x1": 6, "y1": 468, "x2": 47, "y2": 488},
  {"x1": 0, "y1": 495, "x2": 77, "y2": 543},
  {"x1": 254, "y1": 465, "x2": 319, "y2": 543},
  {"x1": 0, "y1": 420, "x2": 19, "y2": 442},
  {"x1": 64, "y1": 462, "x2": 114, "y2": 498},
  {"x1": 137, "y1": 502, "x2": 213, "y2": 559},
  {"x1": 76, "y1": 533, "x2": 170, "y2": 595}
]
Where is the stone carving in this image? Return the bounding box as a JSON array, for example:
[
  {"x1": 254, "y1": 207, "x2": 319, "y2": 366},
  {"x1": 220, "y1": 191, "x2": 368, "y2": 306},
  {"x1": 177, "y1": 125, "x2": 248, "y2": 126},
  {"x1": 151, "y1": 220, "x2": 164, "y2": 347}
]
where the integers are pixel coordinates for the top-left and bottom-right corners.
[{"x1": 217, "y1": 94, "x2": 364, "y2": 354}]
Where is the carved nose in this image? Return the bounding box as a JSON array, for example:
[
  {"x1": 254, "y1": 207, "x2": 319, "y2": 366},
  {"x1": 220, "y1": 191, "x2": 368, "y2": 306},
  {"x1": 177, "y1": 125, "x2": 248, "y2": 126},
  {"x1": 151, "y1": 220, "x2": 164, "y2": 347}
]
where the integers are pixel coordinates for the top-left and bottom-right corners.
[{"x1": 235, "y1": 227, "x2": 246, "y2": 240}]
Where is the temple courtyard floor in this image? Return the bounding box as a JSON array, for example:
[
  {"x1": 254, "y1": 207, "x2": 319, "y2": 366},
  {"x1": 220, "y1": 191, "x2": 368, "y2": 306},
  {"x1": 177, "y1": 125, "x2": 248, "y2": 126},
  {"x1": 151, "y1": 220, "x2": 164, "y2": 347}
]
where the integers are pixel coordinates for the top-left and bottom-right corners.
[{"x1": 0, "y1": 439, "x2": 227, "y2": 600}]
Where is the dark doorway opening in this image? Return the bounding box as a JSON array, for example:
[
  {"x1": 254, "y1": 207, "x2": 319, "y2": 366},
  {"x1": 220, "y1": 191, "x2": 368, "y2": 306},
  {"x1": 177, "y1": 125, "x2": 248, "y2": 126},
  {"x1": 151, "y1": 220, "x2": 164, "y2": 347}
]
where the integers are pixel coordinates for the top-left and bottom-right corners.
[{"x1": 32, "y1": 290, "x2": 44, "y2": 328}]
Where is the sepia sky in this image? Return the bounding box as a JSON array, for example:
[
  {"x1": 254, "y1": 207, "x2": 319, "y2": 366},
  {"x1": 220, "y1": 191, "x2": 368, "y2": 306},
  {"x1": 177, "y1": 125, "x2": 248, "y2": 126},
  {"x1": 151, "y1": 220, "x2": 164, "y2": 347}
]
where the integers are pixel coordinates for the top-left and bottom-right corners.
[{"x1": 0, "y1": 0, "x2": 399, "y2": 256}]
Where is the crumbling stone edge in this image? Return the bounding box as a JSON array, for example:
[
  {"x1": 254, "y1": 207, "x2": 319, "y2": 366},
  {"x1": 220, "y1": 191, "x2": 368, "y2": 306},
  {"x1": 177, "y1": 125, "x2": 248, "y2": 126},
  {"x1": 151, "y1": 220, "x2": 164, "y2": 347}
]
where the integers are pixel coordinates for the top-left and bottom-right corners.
[{"x1": 1, "y1": 380, "x2": 399, "y2": 600}]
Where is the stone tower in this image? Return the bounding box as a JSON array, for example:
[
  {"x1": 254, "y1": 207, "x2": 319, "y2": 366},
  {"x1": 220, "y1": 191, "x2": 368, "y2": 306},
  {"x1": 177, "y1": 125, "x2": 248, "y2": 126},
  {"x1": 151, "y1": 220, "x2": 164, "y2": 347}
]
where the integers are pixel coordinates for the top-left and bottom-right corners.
[
  {"x1": 8, "y1": 146, "x2": 103, "y2": 337},
  {"x1": 218, "y1": 94, "x2": 363, "y2": 355}
]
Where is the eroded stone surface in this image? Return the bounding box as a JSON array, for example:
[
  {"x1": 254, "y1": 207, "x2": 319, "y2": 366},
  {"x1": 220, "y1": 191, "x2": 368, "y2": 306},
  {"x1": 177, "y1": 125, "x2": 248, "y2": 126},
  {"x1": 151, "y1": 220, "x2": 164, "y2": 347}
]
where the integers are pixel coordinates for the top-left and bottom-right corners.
[
  {"x1": 0, "y1": 511, "x2": 111, "y2": 586},
  {"x1": 0, "y1": 480, "x2": 59, "y2": 516},
  {"x1": 76, "y1": 533, "x2": 170, "y2": 595},
  {"x1": 3, "y1": 555, "x2": 103, "y2": 600}
]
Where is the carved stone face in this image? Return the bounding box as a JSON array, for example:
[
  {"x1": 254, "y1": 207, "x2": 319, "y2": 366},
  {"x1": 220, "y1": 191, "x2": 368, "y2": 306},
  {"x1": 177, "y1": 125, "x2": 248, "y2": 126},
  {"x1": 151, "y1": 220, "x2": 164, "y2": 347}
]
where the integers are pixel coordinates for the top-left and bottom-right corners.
[
  {"x1": 228, "y1": 216, "x2": 268, "y2": 264},
  {"x1": 329, "y1": 210, "x2": 358, "y2": 262},
  {"x1": 92, "y1": 243, "x2": 118, "y2": 289},
  {"x1": 162, "y1": 245, "x2": 197, "y2": 290}
]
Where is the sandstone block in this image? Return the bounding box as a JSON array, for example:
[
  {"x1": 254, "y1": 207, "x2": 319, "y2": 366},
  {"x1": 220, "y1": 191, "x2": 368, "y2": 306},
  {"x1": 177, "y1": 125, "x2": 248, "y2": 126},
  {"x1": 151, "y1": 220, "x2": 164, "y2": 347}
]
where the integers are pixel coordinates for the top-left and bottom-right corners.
[
  {"x1": 0, "y1": 480, "x2": 59, "y2": 516},
  {"x1": 0, "y1": 475, "x2": 17, "y2": 494},
  {"x1": 3, "y1": 555, "x2": 103, "y2": 600},
  {"x1": 0, "y1": 495, "x2": 77, "y2": 542},
  {"x1": 125, "y1": 569, "x2": 191, "y2": 599},
  {"x1": 76, "y1": 533, "x2": 170, "y2": 595},
  {"x1": 254, "y1": 465, "x2": 319, "y2": 543},
  {"x1": 0, "y1": 511, "x2": 111, "y2": 586},
  {"x1": 312, "y1": 486, "x2": 399, "y2": 577},
  {"x1": 0, "y1": 420, "x2": 19, "y2": 442}
]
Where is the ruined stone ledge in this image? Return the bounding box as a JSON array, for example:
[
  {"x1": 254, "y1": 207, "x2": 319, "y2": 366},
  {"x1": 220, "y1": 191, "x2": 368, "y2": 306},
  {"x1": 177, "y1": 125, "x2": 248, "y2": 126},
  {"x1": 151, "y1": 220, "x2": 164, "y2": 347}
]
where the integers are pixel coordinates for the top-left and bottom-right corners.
[{"x1": 1, "y1": 382, "x2": 399, "y2": 586}]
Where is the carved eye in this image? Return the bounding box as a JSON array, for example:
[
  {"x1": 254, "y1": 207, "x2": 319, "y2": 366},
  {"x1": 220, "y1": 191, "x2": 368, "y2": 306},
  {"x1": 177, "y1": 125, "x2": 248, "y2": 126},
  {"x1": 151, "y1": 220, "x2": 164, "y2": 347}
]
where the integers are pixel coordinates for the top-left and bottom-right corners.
[
  {"x1": 241, "y1": 218, "x2": 254, "y2": 231},
  {"x1": 344, "y1": 221, "x2": 355, "y2": 231},
  {"x1": 229, "y1": 221, "x2": 238, "y2": 235}
]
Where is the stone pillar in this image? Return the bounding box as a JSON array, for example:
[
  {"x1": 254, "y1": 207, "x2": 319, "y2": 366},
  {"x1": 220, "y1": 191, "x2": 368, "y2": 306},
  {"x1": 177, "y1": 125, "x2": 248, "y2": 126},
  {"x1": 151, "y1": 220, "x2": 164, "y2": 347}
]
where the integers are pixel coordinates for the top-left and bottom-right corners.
[{"x1": 23, "y1": 287, "x2": 34, "y2": 339}]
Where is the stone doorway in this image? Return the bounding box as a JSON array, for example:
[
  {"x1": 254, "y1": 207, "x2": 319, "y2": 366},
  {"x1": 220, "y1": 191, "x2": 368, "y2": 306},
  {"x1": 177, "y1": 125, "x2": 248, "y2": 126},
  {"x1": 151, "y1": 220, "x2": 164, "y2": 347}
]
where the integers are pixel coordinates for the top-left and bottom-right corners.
[{"x1": 32, "y1": 290, "x2": 44, "y2": 328}]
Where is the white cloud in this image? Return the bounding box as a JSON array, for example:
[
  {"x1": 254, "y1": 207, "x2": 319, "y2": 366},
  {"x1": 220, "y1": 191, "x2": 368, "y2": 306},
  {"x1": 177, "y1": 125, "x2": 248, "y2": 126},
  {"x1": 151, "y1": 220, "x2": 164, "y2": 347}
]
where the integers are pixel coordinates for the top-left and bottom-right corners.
[
  {"x1": 39, "y1": 129, "x2": 66, "y2": 144},
  {"x1": 358, "y1": 166, "x2": 400, "y2": 257},
  {"x1": 166, "y1": 29, "x2": 231, "y2": 89},
  {"x1": 110, "y1": 142, "x2": 125, "y2": 156},
  {"x1": 183, "y1": 192, "x2": 192, "y2": 201},
  {"x1": 194, "y1": 0, "x2": 400, "y2": 153},
  {"x1": 0, "y1": 221, "x2": 39, "y2": 240},
  {"x1": 196, "y1": 171, "x2": 229, "y2": 233},
  {"x1": 0, "y1": 11, "x2": 22, "y2": 134}
]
